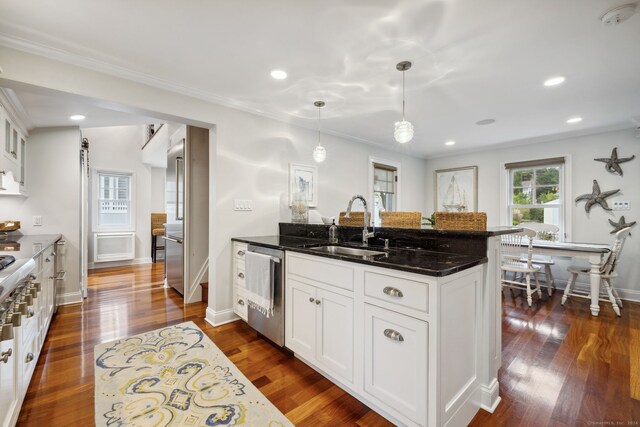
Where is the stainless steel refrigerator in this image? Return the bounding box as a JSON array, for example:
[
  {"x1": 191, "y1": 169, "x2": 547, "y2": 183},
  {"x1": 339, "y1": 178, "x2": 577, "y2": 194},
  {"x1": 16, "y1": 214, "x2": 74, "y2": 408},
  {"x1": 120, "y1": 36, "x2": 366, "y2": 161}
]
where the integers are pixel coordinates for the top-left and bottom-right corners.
[{"x1": 164, "y1": 139, "x2": 184, "y2": 295}]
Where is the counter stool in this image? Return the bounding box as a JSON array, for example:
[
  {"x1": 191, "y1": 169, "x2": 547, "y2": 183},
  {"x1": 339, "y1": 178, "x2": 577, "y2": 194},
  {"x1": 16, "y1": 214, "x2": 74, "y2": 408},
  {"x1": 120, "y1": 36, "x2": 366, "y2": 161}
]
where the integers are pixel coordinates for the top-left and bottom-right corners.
[
  {"x1": 562, "y1": 227, "x2": 631, "y2": 317},
  {"x1": 151, "y1": 213, "x2": 167, "y2": 263}
]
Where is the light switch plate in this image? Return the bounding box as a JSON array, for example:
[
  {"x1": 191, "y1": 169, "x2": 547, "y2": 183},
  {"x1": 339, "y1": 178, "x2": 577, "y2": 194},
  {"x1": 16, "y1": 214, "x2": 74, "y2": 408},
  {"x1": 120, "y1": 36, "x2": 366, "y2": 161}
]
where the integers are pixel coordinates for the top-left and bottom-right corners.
[
  {"x1": 33, "y1": 215, "x2": 42, "y2": 226},
  {"x1": 234, "y1": 199, "x2": 253, "y2": 211},
  {"x1": 612, "y1": 201, "x2": 630, "y2": 211}
]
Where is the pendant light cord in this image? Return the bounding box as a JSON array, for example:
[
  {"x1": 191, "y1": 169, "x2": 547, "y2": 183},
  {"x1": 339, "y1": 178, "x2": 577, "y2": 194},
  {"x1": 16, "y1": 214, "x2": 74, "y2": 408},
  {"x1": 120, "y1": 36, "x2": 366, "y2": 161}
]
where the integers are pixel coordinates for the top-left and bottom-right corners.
[
  {"x1": 317, "y1": 105, "x2": 321, "y2": 144},
  {"x1": 402, "y1": 70, "x2": 406, "y2": 121}
]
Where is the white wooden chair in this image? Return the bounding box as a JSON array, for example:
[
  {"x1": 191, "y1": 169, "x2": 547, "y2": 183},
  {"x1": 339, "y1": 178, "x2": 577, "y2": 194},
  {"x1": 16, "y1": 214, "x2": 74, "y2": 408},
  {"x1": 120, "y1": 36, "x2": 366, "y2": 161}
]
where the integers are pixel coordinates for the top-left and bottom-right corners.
[
  {"x1": 501, "y1": 228, "x2": 542, "y2": 307},
  {"x1": 518, "y1": 222, "x2": 559, "y2": 292},
  {"x1": 561, "y1": 227, "x2": 631, "y2": 317}
]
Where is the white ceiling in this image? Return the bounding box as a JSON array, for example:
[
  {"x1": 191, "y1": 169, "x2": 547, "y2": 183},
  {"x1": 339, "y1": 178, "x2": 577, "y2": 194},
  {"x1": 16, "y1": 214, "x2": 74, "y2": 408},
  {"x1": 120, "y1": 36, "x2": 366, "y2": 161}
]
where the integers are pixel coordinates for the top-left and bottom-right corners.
[{"x1": 0, "y1": 0, "x2": 639, "y2": 157}]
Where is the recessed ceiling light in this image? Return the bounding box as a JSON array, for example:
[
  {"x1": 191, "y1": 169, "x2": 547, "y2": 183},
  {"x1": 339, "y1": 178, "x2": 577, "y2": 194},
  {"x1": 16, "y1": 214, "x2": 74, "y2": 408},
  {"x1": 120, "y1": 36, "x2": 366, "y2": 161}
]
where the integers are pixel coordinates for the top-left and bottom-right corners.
[
  {"x1": 566, "y1": 117, "x2": 583, "y2": 124},
  {"x1": 445, "y1": 140, "x2": 456, "y2": 146},
  {"x1": 69, "y1": 115, "x2": 85, "y2": 121},
  {"x1": 270, "y1": 69, "x2": 287, "y2": 80},
  {"x1": 476, "y1": 119, "x2": 496, "y2": 126},
  {"x1": 544, "y1": 76, "x2": 566, "y2": 87}
]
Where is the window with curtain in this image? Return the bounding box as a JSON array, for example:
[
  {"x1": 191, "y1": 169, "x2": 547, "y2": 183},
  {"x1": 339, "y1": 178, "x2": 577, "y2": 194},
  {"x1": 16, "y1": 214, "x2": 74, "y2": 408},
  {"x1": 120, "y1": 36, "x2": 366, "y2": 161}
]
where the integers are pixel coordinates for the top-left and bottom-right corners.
[
  {"x1": 506, "y1": 157, "x2": 565, "y2": 240},
  {"x1": 96, "y1": 171, "x2": 133, "y2": 229}
]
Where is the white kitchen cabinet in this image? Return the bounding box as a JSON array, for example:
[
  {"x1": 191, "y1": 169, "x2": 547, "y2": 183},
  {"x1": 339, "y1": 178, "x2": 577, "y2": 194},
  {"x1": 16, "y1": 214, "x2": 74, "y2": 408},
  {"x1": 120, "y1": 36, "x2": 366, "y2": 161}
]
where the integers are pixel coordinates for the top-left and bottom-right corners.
[
  {"x1": 0, "y1": 103, "x2": 28, "y2": 194},
  {"x1": 285, "y1": 250, "x2": 484, "y2": 427},
  {"x1": 363, "y1": 303, "x2": 428, "y2": 425},
  {"x1": 0, "y1": 336, "x2": 18, "y2": 427},
  {"x1": 286, "y1": 278, "x2": 354, "y2": 383},
  {"x1": 232, "y1": 242, "x2": 248, "y2": 320}
]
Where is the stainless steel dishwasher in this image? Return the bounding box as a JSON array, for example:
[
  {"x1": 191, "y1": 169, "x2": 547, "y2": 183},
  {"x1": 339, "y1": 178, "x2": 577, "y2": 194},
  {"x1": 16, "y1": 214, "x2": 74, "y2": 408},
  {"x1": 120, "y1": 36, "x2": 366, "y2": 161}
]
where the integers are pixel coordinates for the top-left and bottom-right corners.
[{"x1": 246, "y1": 244, "x2": 285, "y2": 347}]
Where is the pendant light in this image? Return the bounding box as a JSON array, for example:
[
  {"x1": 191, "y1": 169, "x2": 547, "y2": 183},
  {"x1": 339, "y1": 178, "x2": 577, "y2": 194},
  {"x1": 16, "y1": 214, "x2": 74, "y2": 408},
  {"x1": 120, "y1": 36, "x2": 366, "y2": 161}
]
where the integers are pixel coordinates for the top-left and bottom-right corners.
[
  {"x1": 312, "y1": 100, "x2": 327, "y2": 163},
  {"x1": 394, "y1": 61, "x2": 414, "y2": 144}
]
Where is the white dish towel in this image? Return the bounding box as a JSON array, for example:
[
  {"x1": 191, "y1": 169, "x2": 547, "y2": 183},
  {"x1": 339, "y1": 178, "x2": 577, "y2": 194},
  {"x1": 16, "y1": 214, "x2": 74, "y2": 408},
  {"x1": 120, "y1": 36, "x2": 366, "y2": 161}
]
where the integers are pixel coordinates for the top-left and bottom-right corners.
[{"x1": 244, "y1": 251, "x2": 274, "y2": 318}]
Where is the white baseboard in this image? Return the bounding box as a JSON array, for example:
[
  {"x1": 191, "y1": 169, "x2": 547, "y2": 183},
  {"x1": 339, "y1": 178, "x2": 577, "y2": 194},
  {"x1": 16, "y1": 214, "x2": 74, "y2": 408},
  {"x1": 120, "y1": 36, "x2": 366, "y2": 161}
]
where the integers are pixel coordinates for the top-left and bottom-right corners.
[
  {"x1": 88, "y1": 257, "x2": 153, "y2": 270},
  {"x1": 556, "y1": 279, "x2": 640, "y2": 303},
  {"x1": 205, "y1": 307, "x2": 239, "y2": 327},
  {"x1": 57, "y1": 290, "x2": 83, "y2": 306},
  {"x1": 478, "y1": 378, "x2": 501, "y2": 413}
]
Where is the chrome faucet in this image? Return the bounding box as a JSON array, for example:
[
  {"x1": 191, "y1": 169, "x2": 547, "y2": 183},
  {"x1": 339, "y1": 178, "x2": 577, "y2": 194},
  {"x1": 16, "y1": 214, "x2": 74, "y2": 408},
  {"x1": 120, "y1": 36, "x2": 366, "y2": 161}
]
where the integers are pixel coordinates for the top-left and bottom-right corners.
[{"x1": 344, "y1": 194, "x2": 375, "y2": 246}]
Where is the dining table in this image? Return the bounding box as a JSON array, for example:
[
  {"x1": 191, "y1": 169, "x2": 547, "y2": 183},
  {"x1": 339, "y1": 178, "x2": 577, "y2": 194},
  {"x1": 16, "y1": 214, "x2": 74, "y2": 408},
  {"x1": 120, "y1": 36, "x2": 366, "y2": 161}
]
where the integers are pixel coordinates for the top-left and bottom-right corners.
[{"x1": 517, "y1": 239, "x2": 611, "y2": 316}]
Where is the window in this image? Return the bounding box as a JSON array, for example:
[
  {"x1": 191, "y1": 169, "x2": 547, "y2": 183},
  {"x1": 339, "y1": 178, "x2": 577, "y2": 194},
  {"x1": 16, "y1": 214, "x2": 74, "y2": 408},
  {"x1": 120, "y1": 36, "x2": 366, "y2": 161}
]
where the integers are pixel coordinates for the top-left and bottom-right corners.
[
  {"x1": 506, "y1": 157, "x2": 565, "y2": 240},
  {"x1": 372, "y1": 162, "x2": 397, "y2": 227},
  {"x1": 94, "y1": 171, "x2": 134, "y2": 230}
]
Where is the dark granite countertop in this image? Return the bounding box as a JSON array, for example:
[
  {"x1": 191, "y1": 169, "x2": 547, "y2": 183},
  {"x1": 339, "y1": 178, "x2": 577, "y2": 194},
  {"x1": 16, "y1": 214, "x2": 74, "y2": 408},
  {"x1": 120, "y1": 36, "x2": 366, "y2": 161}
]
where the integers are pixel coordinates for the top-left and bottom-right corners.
[{"x1": 232, "y1": 235, "x2": 487, "y2": 277}]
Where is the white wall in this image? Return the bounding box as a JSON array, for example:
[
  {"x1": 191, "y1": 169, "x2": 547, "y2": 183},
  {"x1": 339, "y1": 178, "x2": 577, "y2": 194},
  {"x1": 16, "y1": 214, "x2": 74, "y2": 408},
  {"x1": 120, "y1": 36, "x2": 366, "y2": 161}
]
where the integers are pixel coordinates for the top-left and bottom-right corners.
[
  {"x1": 0, "y1": 127, "x2": 82, "y2": 304},
  {"x1": 82, "y1": 125, "x2": 157, "y2": 267},
  {"x1": 425, "y1": 128, "x2": 640, "y2": 299},
  {"x1": 0, "y1": 46, "x2": 425, "y2": 323}
]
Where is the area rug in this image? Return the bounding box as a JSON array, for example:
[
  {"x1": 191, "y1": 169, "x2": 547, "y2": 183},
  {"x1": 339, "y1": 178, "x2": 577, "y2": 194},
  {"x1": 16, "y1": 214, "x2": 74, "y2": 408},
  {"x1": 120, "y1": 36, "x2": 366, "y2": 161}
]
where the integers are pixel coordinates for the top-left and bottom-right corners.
[{"x1": 94, "y1": 321, "x2": 292, "y2": 426}]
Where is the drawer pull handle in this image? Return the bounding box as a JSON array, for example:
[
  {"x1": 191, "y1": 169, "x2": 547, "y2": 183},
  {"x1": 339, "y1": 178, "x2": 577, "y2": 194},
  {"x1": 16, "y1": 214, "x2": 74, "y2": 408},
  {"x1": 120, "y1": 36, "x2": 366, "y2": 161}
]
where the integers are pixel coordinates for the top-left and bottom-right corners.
[
  {"x1": 383, "y1": 287, "x2": 404, "y2": 298},
  {"x1": 237, "y1": 250, "x2": 245, "y2": 256},
  {"x1": 0, "y1": 348, "x2": 11, "y2": 363},
  {"x1": 309, "y1": 297, "x2": 315, "y2": 303},
  {"x1": 315, "y1": 299, "x2": 321, "y2": 305},
  {"x1": 27, "y1": 308, "x2": 35, "y2": 318},
  {"x1": 238, "y1": 299, "x2": 245, "y2": 306},
  {"x1": 45, "y1": 258, "x2": 51, "y2": 263},
  {"x1": 384, "y1": 328, "x2": 404, "y2": 342},
  {"x1": 25, "y1": 352, "x2": 34, "y2": 363},
  {"x1": 238, "y1": 272, "x2": 245, "y2": 279}
]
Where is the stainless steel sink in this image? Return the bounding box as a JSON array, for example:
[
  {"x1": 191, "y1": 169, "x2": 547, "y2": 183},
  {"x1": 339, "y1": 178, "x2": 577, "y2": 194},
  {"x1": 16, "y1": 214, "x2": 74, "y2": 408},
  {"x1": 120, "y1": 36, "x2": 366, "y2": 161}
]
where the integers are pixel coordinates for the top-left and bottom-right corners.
[{"x1": 309, "y1": 245, "x2": 386, "y2": 257}]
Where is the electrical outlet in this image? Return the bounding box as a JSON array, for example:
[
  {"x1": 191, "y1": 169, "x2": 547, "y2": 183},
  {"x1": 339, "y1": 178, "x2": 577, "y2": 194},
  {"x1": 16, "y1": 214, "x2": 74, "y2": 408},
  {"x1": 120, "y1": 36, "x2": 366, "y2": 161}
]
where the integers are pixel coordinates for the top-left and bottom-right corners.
[
  {"x1": 234, "y1": 199, "x2": 253, "y2": 211},
  {"x1": 33, "y1": 215, "x2": 42, "y2": 226},
  {"x1": 612, "y1": 200, "x2": 631, "y2": 210}
]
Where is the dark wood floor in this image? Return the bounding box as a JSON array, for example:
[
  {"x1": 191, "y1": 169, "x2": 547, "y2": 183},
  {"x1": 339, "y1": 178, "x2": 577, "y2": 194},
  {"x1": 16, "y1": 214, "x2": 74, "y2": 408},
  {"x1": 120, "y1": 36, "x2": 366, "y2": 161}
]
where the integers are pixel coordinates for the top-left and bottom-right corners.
[{"x1": 17, "y1": 263, "x2": 640, "y2": 426}]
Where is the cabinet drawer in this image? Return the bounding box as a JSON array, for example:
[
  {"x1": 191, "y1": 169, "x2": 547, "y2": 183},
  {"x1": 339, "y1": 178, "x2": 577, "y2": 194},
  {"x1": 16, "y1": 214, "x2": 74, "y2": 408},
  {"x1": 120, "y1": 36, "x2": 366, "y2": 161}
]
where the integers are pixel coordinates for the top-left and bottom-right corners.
[
  {"x1": 233, "y1": 242, "x2": 248, "y2": 261},
  {"x1": 234, "y1": 286, "x2": 248, "y2": 321},
  {"x1": 288, "y1": 254, "x2": 354, "y2": 291},
  {"x1": 363, "y1": 303, "x2": 428, "y2": 426},
  {"x1": 364, "y1": 270, "x2": 429, "y2": 313},
  {"x1": 233, "y1": 259, "x2": 246, "y2": 288}
]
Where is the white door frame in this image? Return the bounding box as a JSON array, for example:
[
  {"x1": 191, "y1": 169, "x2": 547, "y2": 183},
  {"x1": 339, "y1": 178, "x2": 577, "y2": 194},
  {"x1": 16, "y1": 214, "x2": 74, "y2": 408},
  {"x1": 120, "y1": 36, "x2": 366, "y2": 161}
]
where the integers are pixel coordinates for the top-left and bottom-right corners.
[{"x1": 368, "y1": 157, "x2": 401, "y2": 225}]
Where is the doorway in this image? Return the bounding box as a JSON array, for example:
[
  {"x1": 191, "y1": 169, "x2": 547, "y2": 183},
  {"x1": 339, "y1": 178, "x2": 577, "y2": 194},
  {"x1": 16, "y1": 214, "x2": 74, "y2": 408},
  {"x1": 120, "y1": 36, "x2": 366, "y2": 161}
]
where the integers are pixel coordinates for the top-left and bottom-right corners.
[{"x1": 369, "y1": 157, "x2": 401, "y2": 227}]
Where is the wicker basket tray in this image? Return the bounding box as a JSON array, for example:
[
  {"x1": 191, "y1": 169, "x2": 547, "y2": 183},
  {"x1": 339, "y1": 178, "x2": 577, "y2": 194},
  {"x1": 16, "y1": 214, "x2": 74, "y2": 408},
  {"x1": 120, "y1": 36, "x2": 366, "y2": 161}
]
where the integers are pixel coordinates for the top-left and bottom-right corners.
[
  {"x1": 434, "y1": 212, "x2": 487, "y2": 231},
  {"x1": 381, "y1": 212, "x2": 422, "y2": 229},
  {"x1": 0, "y1": 221, "x2": 21, "y2": 232},
  {"x1": 339, "y1": 212, "x2": 370, "y2": 226}
]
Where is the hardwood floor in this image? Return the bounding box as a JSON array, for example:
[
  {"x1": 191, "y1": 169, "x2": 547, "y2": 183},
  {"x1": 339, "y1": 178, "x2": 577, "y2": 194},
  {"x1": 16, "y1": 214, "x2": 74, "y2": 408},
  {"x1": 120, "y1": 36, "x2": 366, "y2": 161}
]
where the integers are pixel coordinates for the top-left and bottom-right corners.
[{"x1": 17, "y1": 263, "x2": 640, "y2": 426}]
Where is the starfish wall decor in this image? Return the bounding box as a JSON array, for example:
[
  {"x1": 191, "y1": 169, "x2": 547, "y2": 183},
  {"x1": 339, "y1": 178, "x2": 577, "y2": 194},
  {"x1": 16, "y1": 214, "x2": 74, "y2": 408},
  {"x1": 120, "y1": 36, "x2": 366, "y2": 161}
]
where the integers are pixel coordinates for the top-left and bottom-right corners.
[
  {"x1": 608, "y1": 216, "x2": 636, "y2": 234},
  {"x1": 594, "y1": 147, "x2": 635, "y2": 176},
  {"x1": 575, "y1": 180, "x2": 620, "y2": 212}
]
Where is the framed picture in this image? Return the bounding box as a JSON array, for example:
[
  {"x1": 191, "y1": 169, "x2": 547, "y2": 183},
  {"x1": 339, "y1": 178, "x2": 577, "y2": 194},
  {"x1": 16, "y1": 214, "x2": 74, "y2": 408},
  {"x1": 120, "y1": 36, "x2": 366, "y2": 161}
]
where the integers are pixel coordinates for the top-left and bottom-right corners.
[
  {"x1": 434, "y1": 166, "x2": 478, "y2": 212},
  {"x1": 289, "y1": 163, "x2": 318, "y2": 207}
]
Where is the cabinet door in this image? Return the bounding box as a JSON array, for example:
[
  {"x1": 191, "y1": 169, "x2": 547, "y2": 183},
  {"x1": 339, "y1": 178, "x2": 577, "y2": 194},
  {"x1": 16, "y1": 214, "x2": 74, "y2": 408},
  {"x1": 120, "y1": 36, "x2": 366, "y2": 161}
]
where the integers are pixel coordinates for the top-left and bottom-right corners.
[
  {"x1": 315, "y1": 288, "x2": 353, "y2": 383},
  {"x1": 285, "y1": 279, "x2": 316, "y2": 359},
  {"x1": 363, "y1": 304, "x2": 428, "y2": 426},
  {"x1": 0, "y1": 338, "x2": 18, "y2": 427}
]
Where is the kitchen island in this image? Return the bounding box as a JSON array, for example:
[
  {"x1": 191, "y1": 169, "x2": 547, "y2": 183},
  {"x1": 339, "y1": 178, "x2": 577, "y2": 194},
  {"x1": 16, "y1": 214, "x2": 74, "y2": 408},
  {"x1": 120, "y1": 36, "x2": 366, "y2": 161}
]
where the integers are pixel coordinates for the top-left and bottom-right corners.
[{"x1": 232, "y1": 223, "x2": 518, "y2": 427}]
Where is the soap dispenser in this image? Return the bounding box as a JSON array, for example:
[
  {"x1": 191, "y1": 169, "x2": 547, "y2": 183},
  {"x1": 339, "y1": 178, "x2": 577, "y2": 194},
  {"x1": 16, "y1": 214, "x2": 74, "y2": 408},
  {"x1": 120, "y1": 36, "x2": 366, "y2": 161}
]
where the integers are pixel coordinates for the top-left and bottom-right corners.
[{"x1": 329, "y1": 220, "x2": 338, "y2": 243}]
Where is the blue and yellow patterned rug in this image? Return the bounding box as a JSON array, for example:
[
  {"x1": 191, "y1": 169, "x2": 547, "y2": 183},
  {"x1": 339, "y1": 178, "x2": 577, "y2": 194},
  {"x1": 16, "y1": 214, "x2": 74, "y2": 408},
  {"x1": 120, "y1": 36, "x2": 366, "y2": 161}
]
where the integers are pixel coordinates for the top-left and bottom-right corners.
[{"x1": 94, "y1": 321, "x2": 293, "y2": 426}]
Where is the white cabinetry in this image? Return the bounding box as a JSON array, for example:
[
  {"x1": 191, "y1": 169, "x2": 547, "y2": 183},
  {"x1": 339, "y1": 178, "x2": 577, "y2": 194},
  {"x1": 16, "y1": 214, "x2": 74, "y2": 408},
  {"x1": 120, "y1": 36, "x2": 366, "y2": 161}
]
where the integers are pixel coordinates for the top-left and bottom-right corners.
[
  {"x1": 285, "y1": 251, "x2": 483, "y2": 427},
  {"x1": 0, "y1": 103, "x2": 28, "y2": 194},
  {"x1": 232, "y1": 242, "x2": 248, "y2": 321},
  {"x1": 286, "y1": 277, "x2": 354, "y2": 383}
]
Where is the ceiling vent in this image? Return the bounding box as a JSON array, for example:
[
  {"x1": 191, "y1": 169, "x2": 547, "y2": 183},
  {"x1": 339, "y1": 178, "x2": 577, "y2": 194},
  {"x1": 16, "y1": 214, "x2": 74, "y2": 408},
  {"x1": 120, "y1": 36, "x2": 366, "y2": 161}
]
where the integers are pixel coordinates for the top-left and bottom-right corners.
[{"x1": 601, "y1": 3, "x2": 637, "y2": 25}]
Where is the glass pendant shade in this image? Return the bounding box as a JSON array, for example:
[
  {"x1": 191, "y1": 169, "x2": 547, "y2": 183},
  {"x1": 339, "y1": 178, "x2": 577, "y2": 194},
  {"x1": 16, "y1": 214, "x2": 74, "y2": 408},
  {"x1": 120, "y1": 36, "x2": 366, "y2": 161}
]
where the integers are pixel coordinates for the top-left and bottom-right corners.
[
  {"x1": 313, "y1": 144, "x2": 326, "y2": 162},
  {"x1": 394, "y1": 120, "x2": 414, "y2": 144}
]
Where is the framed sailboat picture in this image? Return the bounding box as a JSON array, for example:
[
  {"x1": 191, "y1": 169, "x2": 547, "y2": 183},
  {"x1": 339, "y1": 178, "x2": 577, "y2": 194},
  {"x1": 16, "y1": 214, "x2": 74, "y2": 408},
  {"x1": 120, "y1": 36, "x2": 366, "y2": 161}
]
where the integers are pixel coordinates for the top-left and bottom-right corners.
[{"x1": 434, "y1": 166, "x2": 478, "y2": 212}]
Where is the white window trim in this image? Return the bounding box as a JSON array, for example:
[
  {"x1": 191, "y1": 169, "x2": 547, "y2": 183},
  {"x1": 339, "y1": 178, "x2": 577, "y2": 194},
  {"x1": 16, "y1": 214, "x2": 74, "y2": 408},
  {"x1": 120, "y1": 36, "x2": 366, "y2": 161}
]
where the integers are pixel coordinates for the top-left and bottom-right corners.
[
  {"x1": 92, "y1": 168, "x2": 136, "y2": 233},
  {"x1": 500, "y1": 155, "x2": 572, "y2": 241},
  {"x1": 368, "y1": 156, "x2": 401, "y2": 218}
]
